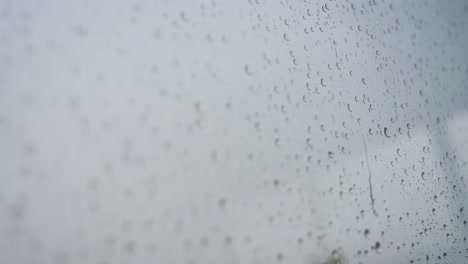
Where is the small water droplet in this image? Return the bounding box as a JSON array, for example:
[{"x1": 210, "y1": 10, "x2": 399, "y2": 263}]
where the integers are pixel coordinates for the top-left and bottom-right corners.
[
  {"x1": 384, "y1": 127, "x2": 390, "y2": 138},
  {"x1": 374, "y1": 241, "x2": 382, "y2": 253},
  {"x1": 364, "y1": 229, "x2": 370, "y2": 238},
  {"x1": 320, "y1": 78, "x2": 327, "y2": 87},
  {"x1": 244, "y1": 65, "x2": 252, "y2": 76}
]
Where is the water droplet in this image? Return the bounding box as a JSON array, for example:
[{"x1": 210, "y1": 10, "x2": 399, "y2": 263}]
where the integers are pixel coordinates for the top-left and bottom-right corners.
[
  {"x1": 320, "y1": 78, "x2": 327, "y2": 87},
  {"x1": 374, "y1": 241, "x2": 382, "y2": 253},
  {"x1": 364, "y1": 229, "x2": 370, "y2": 238},
  {"x1": 384, "y1": 127, "x2": 390, "y2": 138},
  {"x1": 244, "y1": 65, "x2": 252, "y2": 76}
]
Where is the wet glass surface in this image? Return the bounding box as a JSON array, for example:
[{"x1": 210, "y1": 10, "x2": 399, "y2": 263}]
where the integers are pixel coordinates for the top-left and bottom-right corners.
[{"x1": 1, "y1": 0, "x2": 468, "y2": 263}]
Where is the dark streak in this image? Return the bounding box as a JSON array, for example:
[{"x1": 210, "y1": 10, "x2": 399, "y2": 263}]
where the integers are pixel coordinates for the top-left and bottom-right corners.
[{"x1": 362, "y1": 135, "x2": 378, "y2": 217}]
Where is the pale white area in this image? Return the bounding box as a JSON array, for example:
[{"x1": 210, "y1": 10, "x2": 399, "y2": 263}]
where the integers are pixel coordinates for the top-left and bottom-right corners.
[{"x1": 0, "y1": 0, "x2": 467, "y2": 263}]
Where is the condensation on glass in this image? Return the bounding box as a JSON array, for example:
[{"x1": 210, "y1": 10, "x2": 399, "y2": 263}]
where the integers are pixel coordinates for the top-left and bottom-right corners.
[{"x1": 0, "y1": 0, "x2": 468, "y2": 263}]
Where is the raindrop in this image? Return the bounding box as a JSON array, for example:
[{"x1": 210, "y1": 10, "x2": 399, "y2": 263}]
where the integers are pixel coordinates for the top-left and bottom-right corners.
[
  {"x1": 374, "y1": 241, "x2": 382, "y2": 253},
  {"x1": 384, "y1": 127, "x2": 391, "y2": 138},
  {"x1": 364, "y1": 229, "x2": 370, "y2": 238},
  {"x1": 244, "y1": 65, "x2": 253, "y2": 76},
  {"x1": 320, "y1": 78, "x2": 327, "y2": 87}
]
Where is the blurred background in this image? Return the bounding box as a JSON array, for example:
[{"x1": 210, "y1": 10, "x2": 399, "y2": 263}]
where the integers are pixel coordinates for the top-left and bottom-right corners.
[{"x1": 1, "y1": 0, "x2": 468, "y2": 263}]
